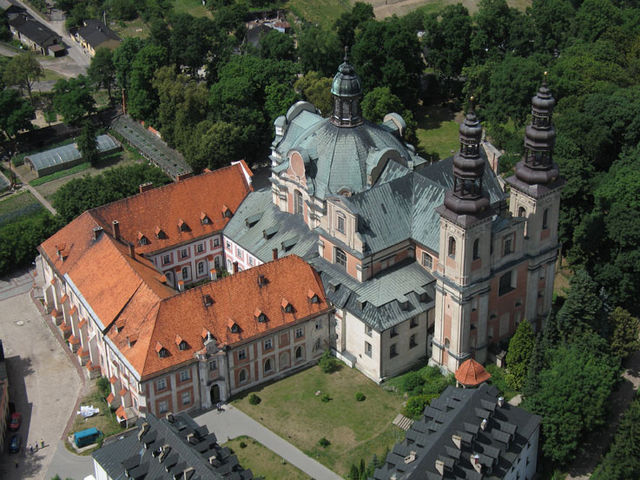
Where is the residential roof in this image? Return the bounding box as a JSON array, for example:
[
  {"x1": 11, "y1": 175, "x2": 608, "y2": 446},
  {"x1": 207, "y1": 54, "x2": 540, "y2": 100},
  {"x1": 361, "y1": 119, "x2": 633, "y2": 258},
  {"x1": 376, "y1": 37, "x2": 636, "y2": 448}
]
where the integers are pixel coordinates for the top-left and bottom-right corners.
[
  {"x1": 89, "y1": 162, "x2": 252, "y2": 255},
  {"x1": 372, "y1": 384, "x2": 541, "y2": 480},
  {"x1": 9, "y1": 12, "x2": 60, "y2": 47},
  {"x1": 455, "y1": 359, "x2": 491, "y2": 387},
  {"x1": 75, "y1": 19, "x2": 120, "y2": 50},
  {"x1": 92, "y1": 412, "x2": 253, "y2": 480},
  {"x1": 108, "y1": 255, "x2": 330, "y2": 379}
]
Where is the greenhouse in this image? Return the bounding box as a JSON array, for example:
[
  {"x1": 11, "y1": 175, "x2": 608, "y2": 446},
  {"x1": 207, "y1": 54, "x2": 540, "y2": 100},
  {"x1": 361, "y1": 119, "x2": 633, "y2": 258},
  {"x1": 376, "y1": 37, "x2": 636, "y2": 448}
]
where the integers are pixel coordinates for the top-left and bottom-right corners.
[{"x1": 25, "y1": 134, "x2": 121, "y2": 177}]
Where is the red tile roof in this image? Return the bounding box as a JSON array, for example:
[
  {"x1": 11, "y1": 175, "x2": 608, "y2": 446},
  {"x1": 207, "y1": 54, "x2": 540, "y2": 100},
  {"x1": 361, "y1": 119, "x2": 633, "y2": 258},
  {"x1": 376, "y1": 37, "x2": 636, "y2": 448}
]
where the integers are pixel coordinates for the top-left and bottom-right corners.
[
  {"x1": 455, "y1": 358, "x2": 491, "y2": 387},
  {"x1": 88, "y1": 163, "x2": 252, "y2": 254},
  {"x1": 108, "y1": 255, "x2": 329, "y2": 380}
]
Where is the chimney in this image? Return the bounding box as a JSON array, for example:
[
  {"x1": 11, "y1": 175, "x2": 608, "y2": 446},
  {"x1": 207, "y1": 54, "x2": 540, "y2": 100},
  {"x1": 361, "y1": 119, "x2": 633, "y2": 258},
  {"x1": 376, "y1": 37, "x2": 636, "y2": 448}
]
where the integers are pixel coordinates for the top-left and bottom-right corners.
[
  {"x1": 257, "y1": 274, "x2": 265, "y2": 287},
  {"x1": 210, "y1": 269, "x2": 217, "y2": 281},
  {"x1": 128, "y1": 243, "x2": 135, "y2": 259},
  {"x1": 498, "y1": 396, "x2": 505, "y2": 407},
  {"x1": 139, "y1": 182, "x2": 153, "y2": 193},
  {"x1": 272, "y1": 248, "x2": 278, "y2": 260},
  {"x1": 232, "y1": 261, "x2": 238, "y2": 274},
  {"x1": 165, "y1": 412, "x2": 174, "y2": 423},
  {"x1": 92, "y1": 226, "x2": 103, "y2": 240},
  {"x1": 178, "y1": 280, "x2": 184, "y2": 291},
  {"x1": 112, "y1": 220, "x2": 120, "y2": 240}
]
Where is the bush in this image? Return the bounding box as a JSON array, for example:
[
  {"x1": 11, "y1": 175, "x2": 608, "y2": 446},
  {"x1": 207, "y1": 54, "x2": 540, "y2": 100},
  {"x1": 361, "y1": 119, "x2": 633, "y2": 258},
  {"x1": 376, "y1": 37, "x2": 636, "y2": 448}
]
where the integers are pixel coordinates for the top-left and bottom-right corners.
[
  {"x1": 318, "y1": 437, "x2": 330, "y2": 447},
  {"x1": 239, "y1": 441, "x2": 247, "y2": 449},
  {"x1": 403, "y1": 393, "x2": 438, "y2": 419},
  {"x1": 248, "y1": 393, "x2": 261, "y2": 405},
  {"x1": 402, "y1": 371, "x2": 424, "y2": 394},
  {"x1": 319, "y1": 349, "x2": 339, "y2": 373},
  {"x1": 321, "y1": 393, "x2": 331, "y2": 402},
  {"x1": 96, "y1": 376, "x2": 111, "y2": 398},
  {"x1": 355, "y1": 392, "x2": 366, "y2": 401}
]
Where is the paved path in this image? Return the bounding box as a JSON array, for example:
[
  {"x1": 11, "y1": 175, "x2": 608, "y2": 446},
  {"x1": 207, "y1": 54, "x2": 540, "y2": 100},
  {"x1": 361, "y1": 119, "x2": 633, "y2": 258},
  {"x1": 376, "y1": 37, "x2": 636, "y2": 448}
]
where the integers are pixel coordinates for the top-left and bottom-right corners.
[
  {"x1": 0, "y1": 42, "x2": 81, "y2": 80},
  {"x1": 10, "y1": 167, "x2": 57, "y2": 215},
  {"x1": 46, "y1": 440, "x2": 93, "y2": 480},
  {"x1": 195, "y1": 405, "x2": 343, "y2": 480},
  {"x1": 0, "y1": 267, "x2": 83, "y2": 480}
]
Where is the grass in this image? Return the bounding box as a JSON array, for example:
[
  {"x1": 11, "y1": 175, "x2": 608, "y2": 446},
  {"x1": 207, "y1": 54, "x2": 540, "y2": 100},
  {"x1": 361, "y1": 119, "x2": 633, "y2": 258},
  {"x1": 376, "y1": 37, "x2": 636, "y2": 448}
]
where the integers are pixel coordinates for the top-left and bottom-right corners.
[
  {"x1": 111, "y1": 17, "x2": 149, "y2": 39},
  {"x1": 224, "y1": 436, "x2": 311, "y2": 480},
  {"x1": 173, "y1": 0, "x2": 212, "y2": 17},
  {"x1": 0, "y1": 190, "x2": 43, "y2": 226},
  {"x1": 29, "y1": 162, "x2": 91, "y2": 186},
  {"x1": 415, "y1": 104, "x2": 461, "y2": 161},
  {"x1": 485, "y1": 364, "x2": 518, "y2": 401},
  {"x1": 233, "y1": 364, "x2": 404, "y2": 476},
  {"x1": 287, "y1": 0, "x2": 351, "y2": 29},
  {"x1": 41, "y1": 69, "x2": 65, "y2": 82},
  {"x1": 67, "y1": 382, "x2": 125, "y2": 455}
]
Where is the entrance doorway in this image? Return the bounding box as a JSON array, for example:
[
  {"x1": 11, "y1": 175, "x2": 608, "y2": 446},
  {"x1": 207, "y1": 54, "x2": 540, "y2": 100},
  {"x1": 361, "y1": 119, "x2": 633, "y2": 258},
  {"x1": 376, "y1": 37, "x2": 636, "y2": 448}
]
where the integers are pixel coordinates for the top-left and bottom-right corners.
[{"x1": 210, "y1": 384, "x2": 221, "y2": 404}]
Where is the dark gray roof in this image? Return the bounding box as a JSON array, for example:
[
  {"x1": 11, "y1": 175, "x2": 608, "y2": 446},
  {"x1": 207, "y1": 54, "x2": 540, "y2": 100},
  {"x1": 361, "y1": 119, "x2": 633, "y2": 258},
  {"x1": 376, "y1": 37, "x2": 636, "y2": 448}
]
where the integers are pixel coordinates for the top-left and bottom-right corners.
[
  {"x1": 76, "y1": 19, "x2": 120, "y2": 49},
  {"x1": 311, "y1": 257, "x2": 435, "y2": 332},
  {"x1": 372, "y1": 384, "x2": 541, "y2": 480},
  {"x1": 9, "y1": 12, "x2": 60, "y2": 47},
  {"x1": 92, "y1": 412, "x2": 252, "y2": 480},
  {"x1": 223, "y1": 189, "x2": 318, "y2": 263}
]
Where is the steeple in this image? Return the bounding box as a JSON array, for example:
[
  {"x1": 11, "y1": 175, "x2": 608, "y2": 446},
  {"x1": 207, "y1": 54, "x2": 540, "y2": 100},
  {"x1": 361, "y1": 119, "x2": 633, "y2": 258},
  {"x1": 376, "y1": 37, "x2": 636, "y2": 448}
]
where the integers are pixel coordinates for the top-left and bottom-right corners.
[
  {"x1": 330, "y1": 47, "x2": 363, "y2": 127},
  {"x1": 514, "y1": 73, "x2": 560, "y2": 186},
  {"x1": 442, "y1": 98, "x2": 490, "y2": 222}
]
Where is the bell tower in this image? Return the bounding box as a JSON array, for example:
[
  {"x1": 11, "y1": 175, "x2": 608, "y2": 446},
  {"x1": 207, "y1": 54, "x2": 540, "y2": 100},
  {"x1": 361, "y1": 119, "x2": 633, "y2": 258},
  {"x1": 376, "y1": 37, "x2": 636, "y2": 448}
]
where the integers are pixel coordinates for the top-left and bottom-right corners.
[
  {"x1": 432, "y1": 101, "x2": 494, "y2": 372},
  {"x1": 506, "y1": 75, "x2": 564, "y2": 328}
]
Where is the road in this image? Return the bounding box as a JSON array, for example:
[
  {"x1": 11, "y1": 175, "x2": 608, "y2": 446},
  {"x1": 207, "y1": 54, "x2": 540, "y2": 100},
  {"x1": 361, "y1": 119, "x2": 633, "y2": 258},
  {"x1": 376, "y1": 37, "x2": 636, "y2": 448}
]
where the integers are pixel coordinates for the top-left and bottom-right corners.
[
  {"x1": 0, "y1": 266, "x2": 84, "y2": 480},
  {"x1": 195, "y1": 405, "x2": 343, "y2": 480}
]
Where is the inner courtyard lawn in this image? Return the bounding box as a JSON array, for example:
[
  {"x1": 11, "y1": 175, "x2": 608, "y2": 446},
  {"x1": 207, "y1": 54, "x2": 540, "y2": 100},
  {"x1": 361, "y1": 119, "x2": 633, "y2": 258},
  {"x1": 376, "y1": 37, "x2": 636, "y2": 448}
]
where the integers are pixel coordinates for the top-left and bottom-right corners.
[{"x1": 233, "y1": 364, "x2": 406, "y2": 476}]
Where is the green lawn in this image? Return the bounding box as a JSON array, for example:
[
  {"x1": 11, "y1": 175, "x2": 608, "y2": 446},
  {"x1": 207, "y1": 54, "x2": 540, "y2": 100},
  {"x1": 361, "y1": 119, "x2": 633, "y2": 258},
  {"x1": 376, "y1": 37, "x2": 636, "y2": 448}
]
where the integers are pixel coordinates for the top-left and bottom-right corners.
[
  {"x1": 287, "y1": 0, "x2": 351, "y2": 29},
  {"x1": 233, "y1": 364, "x2": 405, "y2": 476},
  {"x1": 30, "y1": 162, "x2": 91, "y2": 186},
  {"x1": 224, "y1": 436, "x2": 311, "y2": 480},
  {"x1": 0, "y1": 190, "x2": 43, "y2": 226},
  {"x1": 173, "y1": 0, "x2": 212, "y2": 17},
  {"x1": 416, "y1": 105, "x2": 461, "y2": 161}
]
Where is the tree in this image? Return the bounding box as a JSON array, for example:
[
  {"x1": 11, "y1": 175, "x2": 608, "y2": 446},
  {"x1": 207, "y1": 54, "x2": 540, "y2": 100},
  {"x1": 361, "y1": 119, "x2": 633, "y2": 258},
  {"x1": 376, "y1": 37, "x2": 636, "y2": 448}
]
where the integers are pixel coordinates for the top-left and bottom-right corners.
[
  {"x1": 112, "y1": 37, "x2": 144, "y2": 93},
  {"x1": 557, "y1": 268, "x2": 605, "y2": 338},
  {"x1": 0, "y1": 89, "x2": 34, "y2": 140},
  {"x1": 87, "y1": 48, "x2": 115, "y2": 102},
  {"x1": 52, "y1": 76, "x2": 95, "y2": 125},
  {"x1": 505, "y1": 320, "x2": 535, "y2": 390},
  {"x1": 77, "y1": 120, "x2": 99, "y2": 167},
  {"x1": 470, "y1": 0, "x2": 514, "y2": 60},
  {"x1": 530, "y1": 0, "x2": 576, "y2": 54},
  {"x1": 575, "y1": 0, "x2": 621, "y2": 42},
  {"x1": 592, "y1": 393, "x2": 640, "y2": 480},
  {"x1": 608, "y1": 307, "x2": 640, "y2": 360},
  {"x1": 423, "y1": 4, "x2": 472, "y2": 80},
  {"x1": 3, "y1": 52, "x2": 43, "y2": 102},
  {"x1": 334, "y1": 1, "x2": 375, "y2": 47},
  {"x1": 523, "y1": 333, "x2": 619, "y2": 464},
  {"x1": 361, "y1": 86, "x2": 418, "y2": 142},
  {"x1": 264, "y1": 82, "x2": 299, "y2": 122},
  {"x1": 294, "y1": 71, "x2": 333, "y2": 116},
  {"x1": 127, "y1": 43, "x2": 168, "y2": 123},
  {"x1": 297, "y1": 25, "x2": 342, "y2": 78},
  {"x1": 259, "y1": 29, "x2": 295, "y2": 61},
  {"x1": 183, "y1": 120, "x2": 243, "y2": 172}
]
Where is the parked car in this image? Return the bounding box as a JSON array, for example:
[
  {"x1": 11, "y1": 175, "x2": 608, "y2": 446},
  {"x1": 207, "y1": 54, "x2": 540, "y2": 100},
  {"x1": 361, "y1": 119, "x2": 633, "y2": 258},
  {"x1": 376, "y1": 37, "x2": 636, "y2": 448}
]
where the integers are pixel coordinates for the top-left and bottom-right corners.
[
  {"x1": 9, "y1": 434, "x2": 21, "y2": 453},
  {"x1": 8, "y1": 412, "x2": 21, "y2": 431}
]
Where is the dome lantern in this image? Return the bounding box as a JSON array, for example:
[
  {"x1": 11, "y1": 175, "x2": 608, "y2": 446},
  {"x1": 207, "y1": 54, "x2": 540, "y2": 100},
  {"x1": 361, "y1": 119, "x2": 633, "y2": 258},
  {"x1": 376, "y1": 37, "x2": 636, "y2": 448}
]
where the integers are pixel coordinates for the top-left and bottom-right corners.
[{"x1": 331, "y1": 47, "x2": 363, "y2": 127}]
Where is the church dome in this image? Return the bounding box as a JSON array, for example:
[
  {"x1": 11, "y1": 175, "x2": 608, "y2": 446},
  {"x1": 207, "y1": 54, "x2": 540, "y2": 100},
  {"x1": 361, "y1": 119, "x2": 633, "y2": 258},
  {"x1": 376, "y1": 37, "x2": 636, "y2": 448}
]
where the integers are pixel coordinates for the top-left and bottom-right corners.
[{"x1": 331, "y1": 60, "x2": 362, "y2": 98}]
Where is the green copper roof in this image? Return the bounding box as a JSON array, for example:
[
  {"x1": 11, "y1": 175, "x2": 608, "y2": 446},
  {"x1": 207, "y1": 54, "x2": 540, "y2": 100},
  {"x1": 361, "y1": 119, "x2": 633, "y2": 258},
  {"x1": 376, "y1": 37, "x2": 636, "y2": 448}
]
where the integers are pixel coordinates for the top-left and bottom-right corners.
[{"x1": 331, "y1": 61, "x2": 362, "y2": 97}]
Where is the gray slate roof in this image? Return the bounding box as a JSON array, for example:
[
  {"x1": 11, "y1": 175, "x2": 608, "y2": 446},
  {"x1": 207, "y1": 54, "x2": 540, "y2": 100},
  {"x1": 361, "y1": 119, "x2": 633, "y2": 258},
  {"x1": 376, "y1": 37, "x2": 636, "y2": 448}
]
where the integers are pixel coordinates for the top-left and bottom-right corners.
[
  {"x1": 9, "y1": 12, "x2": 60, "y2": 47},
  {"x1": 272, "y1": 108, "x2": 426, "y2": 199},
  {"x1": 92, "y1": 412, "x2": 252, "y2": 480},
  {"x1": 76, "y1": 19, "x2": 120, "y2": 49},
  {"x1": 223, "y1": 189, "x2": 318, "y2": 263},
  {"x1": 372, "y1": 384, "x2": 541, "y2": 480}
]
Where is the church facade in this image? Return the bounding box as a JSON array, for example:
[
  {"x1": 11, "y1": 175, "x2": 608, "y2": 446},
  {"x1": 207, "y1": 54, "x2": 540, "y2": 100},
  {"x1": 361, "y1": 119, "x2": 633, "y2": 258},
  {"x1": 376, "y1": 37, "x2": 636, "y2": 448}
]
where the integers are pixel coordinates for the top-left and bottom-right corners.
[{"x1": 223, "y1": 58, "x2": 563, "y2": 379}]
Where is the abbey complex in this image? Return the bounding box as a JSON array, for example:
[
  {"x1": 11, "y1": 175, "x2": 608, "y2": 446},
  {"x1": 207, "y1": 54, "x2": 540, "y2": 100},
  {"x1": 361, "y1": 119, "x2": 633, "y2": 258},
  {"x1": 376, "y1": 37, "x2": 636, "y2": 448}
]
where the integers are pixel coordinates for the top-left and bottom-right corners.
[{"x1": 38, "y1": 56, "x2": 562, "y2": 421}]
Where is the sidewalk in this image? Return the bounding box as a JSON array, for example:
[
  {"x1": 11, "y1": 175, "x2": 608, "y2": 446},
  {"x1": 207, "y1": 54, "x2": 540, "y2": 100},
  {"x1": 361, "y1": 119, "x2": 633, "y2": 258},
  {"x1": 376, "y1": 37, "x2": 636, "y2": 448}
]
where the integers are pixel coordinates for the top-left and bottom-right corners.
[
  {"x1": 195, "y1": 405, "x2": 343, "y2": 480},
  {"x1": 9, "y1": 168, "x2": 57, "y2": 215}
]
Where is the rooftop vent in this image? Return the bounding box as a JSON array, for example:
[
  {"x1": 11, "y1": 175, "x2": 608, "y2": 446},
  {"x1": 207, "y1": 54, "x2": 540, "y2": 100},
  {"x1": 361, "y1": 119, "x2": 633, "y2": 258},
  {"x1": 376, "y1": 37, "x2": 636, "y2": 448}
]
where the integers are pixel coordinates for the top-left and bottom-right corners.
[
  {"x1": 403, "y1": 451, "x2": 417, "y2": 464},
  {"x1": 203, "y1": 294, "x2": 214, "y2": 307},
  {"x1": 481, "y1": 418, "x2": 488, "y2": 430},
  {"x1": 92, "y1": 226, "x2": 103, "y2": 241},
  {"x1": 137, "y1": 422, "x2": 150, "y2": 441},
  {"x1": 498, "y1": 396, "x2": 504, "y2": 407}
]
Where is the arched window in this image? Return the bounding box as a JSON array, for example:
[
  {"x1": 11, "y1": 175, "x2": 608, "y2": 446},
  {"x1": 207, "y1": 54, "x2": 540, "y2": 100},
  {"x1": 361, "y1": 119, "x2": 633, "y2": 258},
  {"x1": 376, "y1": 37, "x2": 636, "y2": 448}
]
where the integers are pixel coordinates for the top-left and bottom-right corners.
[
  {"x1": 518, "y1": 206, "x2": 526, "y2": 217},
  {"x1": 444, "y1": 338, "x2": 450, "y2": 350},
  {"x1": 294, "y1": 190, "x2": 303, "y2": 216},
  {"x1": 542, "y1": 209, "x2": 549, "y2": 229},
  {"x1": 448, "y1": 237, "x2": 456, "y2": 258},
  {"x1": 238, "y1": 369, "x2": 248, "y2": 384},
  {"x1": 472, "y1": 239, "x2": 480, "y2": 260},
  {"x1": 264, "y1": 359, "x2": 272, "y2": 373},
  {"x1": 335, "y1": 247, "x2": 347, "y2": 269},
  {"x1": 295, "y1": 346, "x2": 303, "y2": 360}
]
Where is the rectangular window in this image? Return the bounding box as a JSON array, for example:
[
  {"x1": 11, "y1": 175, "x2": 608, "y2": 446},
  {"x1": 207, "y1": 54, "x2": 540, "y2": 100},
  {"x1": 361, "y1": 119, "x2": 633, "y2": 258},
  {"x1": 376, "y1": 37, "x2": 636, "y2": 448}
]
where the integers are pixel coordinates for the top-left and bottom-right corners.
[
  {"x1": 410, "y1": 334, "x2": 417, "y2": 348},
  {"x1": 421, "y1": 252, "x2": 432, "y2": 269},
  {"x1": 197, "y1": 243, "x2": 204, "y2": 253},
  {"x1": 236, "y1": 246, "x2": 243, "y2": 259},
  {"x1": 181, "y1": 266, "x2": 191, "y2": 281},
  {"x1": 209, "y1": 360, "x2": 217, "y2": 371},
  {"x1": 181, "y1": 391, "x2": 191, "y2": 405},
  {"x1": 499, "y1": 271, "x2": 515, "y2": 296},
  {"x1": 336, "y1": 213, "x2": 345, "y2": 234},
  {"x1": 179, "y1": 370, "x2": 190, "y2": 382},
  {"x1": 315, "y1": 319, "x2": 322, "y2": 330},
  {"x1": 156, "y1": 378, "x2": 167, "y2": 391},
  {"x1": 264, "y1": 338, "x2": 273, "y2": 350},
  {"x1": 197, "y1": 262, "x2": 205, "y2": 275},
  {"x1": 238, "y1": 349, "x2": 247, "y2": 360},
  {"x1": 162, "y1": 254, "x2": 171, "y2": 265},
  {"x1": 365, "y1": 341, "x2": 372, "y2": 357},
  {"x1": 295, "y1": 327, "x2": 304, "y2": 338},
  {"x1": 503, "y1": 235, "x2": 513, "y2": 256},
  {"x1": 390, "y1": 326, "x2": 398, "y2": 338},
  {"x1": 180, "y1": 248, "x2": 189, "y2": 259},
  {"x1": 390, "y1": 344, "x2": 398, "y2": 358},
  {"x1": 226, "y1": 240, "x2": 231, "y2": 250},
  {"x1": 365, "y1": 325, "x2": 372, "y2": 337},
  {"x1": 158, "y1": 400, "x2": 168, "y2": 414},
  {"x1": 335, "y1": 248, "x2": 347, "y2": 269},
  {"x1": 410, "y1": 317, "x2": 418, "y2": 329},
  {"x1": 214, "y1": 237, "x2": 220, "y2": 247}
]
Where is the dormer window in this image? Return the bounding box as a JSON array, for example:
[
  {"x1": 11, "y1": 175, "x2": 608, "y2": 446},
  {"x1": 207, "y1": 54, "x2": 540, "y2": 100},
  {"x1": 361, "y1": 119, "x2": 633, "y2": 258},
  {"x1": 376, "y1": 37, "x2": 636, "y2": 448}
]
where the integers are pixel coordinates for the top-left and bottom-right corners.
[
  {"x1": 307, "y1": 289, "x2": 319, "y2": 304},
  {"x1": 175, "y1": 335, "x2": 188, "y2": 350},
  {"x1": 254, "y1": 309, "x2": 268, "y2": 322},
  {"x1": 200, "y1": 212, "x2": 210, "y2": 224},
  {"x1": 228, "y1": 319, "x2": 241, "y2": 333},
  {"x1": 202, "y1": 294, "x2": 213, "y2": 307},
  {"x1": 336, "y1": 212, "x2": 345, "y2": 234},
  {"x1": 114, "y1": 318, "x2": 125, "y2": 333},
  {"x1": 178, "y1": 219, "x2": 189, "y2": 232},
  {"x1": 137, "y1": 232, "x2": 149, "y2": 246},
  {"x1": 222, "y1": 205, "x2": 232, "y2": 218},
  {"x1": 155, "y1": 226, "x2": 167, "y2": 239},
  {"x1": 281, "y1": 298, "x2": 293, "y2": 313},
  {"x1": 156, "y1": 342, "x2": 169, "y2": 358},
  {"x1": 201, "y1": 328, "x2": 213, "y2": 343}
]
